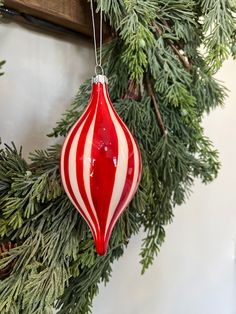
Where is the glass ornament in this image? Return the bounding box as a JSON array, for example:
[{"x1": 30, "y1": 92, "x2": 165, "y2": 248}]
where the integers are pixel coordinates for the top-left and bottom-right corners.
[{"x1": 60, "y1": 75, "x2": 142, "y2": 255}]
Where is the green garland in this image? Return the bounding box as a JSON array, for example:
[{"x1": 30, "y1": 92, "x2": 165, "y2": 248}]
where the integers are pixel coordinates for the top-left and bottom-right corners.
[{"x1": 0, "y1": 1, "x2": 235, "y2": 313}]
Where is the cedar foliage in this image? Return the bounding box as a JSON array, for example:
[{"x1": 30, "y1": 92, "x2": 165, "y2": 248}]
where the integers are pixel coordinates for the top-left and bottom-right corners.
[{"x1": 0, "y1": 0, "x2": 235, "y2": 313}]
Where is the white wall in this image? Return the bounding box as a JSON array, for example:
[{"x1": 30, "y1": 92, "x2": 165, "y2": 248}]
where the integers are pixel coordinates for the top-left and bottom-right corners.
[
  {"x1": 0, "y1": 21, "x2": 94, "y2": 156},
  {"x1": 0, "y1": 21, "x2": 236, "y2": 314}
]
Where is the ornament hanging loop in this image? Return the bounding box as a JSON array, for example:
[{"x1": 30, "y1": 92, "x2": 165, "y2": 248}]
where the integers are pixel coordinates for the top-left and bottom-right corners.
[
  {"x1": 95, "y1": 64, "x2": 104, "y2": 76},
  {"x1": 90, "y1": 0, "x2": 104, "y2": 76}
]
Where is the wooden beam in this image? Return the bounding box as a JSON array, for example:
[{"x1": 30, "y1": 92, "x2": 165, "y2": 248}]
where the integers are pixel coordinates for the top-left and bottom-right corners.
[{"x1": 4, "y1": 0, "x2": 105, "y2": 37}]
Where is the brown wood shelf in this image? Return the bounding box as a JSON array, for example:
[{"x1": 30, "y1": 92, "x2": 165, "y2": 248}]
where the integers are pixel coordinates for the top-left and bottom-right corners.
[{"x1": 4, "y1": 0, "x2": 108, "y2": 37}]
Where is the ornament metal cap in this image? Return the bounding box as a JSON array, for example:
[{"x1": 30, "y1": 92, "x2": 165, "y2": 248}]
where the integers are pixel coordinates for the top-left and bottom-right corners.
[{"x1": 92, "y1": 74, "x2": 108, "y2": 85}]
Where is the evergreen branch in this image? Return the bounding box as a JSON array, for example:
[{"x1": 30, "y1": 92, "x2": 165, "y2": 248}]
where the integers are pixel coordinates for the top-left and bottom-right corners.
[
  {"x1": 145, "y1": 74, "x2": 167, "y2": 136},
  {"x1": 168, "y1": 43, "x2": 191, "y2": 70},
  {"x1": 124, "y1": 80, "x2": 140, "y2": 100},
  {"x1": 199, "y1": 0, "x2": 236, "y2": 72},
  {"x1": 153, "y1": 22, "x2": 191, "y2": 70}
]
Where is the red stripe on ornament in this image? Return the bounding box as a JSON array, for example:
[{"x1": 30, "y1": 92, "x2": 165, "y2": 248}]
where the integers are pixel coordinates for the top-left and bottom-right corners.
[
  {"x1": 75, "y1": 86, "x2": 100, "y2": 238},
  {"x1": 89, "y1": 83, "x2": 119, "y2": 253}
]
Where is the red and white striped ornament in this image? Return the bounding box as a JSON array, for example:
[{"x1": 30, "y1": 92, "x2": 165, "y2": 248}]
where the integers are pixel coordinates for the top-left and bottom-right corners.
[{"x1": 60, "y1": 75, "x2": 142, "y2": 255}]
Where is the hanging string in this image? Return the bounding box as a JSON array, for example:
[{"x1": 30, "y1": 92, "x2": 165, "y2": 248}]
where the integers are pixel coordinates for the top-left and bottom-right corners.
[{"x1": 90, "y1": 0, "x2": 104, "y2": 76}]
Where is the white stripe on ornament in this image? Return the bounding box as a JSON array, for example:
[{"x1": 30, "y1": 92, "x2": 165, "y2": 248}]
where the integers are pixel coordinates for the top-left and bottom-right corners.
[
  {"x1": 103, "y1": 84, "x2": 129, "y2": 234},
  {"x1": 68, "y1": 116, "x2": 98, "y2": 237},
  {"x1": 60, "y1": 103, "x2": 91, "y2": 199},
  {"x1": 60, "y1": 117, "x2": 83, "y2": 216},
  {"x1": 106, "y1": 131, "x2": 140, "y2": 236},
  {"x1": 121, "y1": 136, "x2": 139, "y2": 209},
  {"x1": 83, "y1": 100, "x2": 100, "y2": 232}
]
